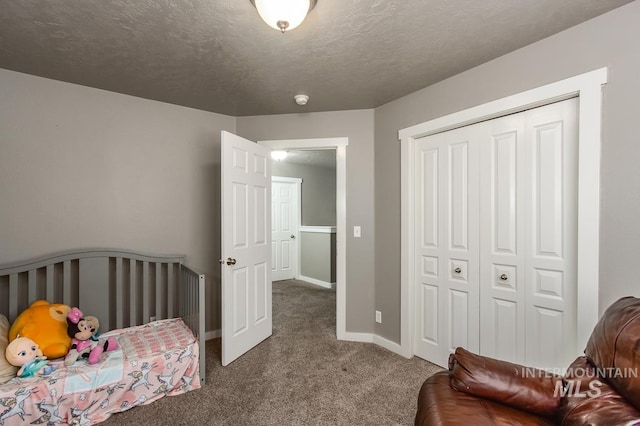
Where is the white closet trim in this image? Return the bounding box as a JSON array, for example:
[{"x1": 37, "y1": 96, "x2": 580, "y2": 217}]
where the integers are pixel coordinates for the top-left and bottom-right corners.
[{"x1": 398, "y1": 68, "x2": 607, "y2": 359}]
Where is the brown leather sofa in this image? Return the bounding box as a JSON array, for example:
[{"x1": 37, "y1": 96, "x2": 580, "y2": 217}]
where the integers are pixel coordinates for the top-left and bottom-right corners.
[{"x1": 415, "y1": 296, "x2": 640, "y2": 425}]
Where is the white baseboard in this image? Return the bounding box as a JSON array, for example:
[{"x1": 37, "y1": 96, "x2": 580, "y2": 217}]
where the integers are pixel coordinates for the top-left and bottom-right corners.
[
  {"x1": 339, "y1": 331, "x2": 406, "y2": 358},
  {"x1": 340, "y1": 331, "x2": 374, "y2": 343},
  {"x1": 373, "y1": 335, "x2": 407, "y2": 358},
  {"x1": 297, "y1": 275, "x2": 336, "y2": 289},
  {"x1": 205, "y1": 329, "x2": 221, "y2": 341}
]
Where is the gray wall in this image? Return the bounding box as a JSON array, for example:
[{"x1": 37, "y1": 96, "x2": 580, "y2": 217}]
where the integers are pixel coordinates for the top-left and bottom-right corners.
[
  {"x1": 374, "y1": 1, "x2": 640, "y2": 342},
  {"x1": 300, "y1": 231, "x2": 336, "y2": 283},
  {"x1": 237, "y1": 110, "x2": 375, "y2": 333},
  {"x1": 272, "y1": 159, "x2": 336, "y2": 226},
  {"x1": 0, "y1": 68, "x2": 235, "y2": 335}
]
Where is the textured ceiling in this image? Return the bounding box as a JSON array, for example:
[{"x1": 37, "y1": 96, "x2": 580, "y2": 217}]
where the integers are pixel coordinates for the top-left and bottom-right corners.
[{"x1": 0, "y1": 0, "x2": 633, "y2": 116}]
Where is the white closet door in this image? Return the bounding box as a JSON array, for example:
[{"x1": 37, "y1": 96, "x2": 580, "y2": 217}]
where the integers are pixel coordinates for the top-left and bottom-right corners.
[
  {"x1": 479, "y1": 99, "x2": 578, "y2": 370},
  {"x1": 524, "y1": 98, "x2": 578, "y2": 370},
  {"x1": 414, "y1": 126, "x2": 480, "y2": 368},
  {"x1": 415, "y1": 98, "x2": 578, "y2": 370},
  {"x1": 479, "y1": 111, "x2": 527, "y2": 364}
]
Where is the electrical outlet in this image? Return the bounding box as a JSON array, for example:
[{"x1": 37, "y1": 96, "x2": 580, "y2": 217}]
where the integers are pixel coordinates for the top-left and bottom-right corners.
[
  {"x1": 150, "y1": 316, "x2": 156, "y2": 322},
  {"x1": 375, "y1": 310, "x2": 382, "y2": 323}
]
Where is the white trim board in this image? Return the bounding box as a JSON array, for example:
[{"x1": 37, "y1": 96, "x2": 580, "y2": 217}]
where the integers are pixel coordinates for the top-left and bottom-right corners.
[
  {"x1": 258, "y1": 137, "x2": 349, "y2": 341},
  {"x1": 272, "y1": 176, "x2": 303, "y2": 184},
  {"x1": 398, "y1": 68, "x2": 607, "y2": 359},
  {"x1": 341, "y1": 332, "x2": 404, "y2": 355},
  {"x1": 205, "y1": 330, "x2": 221, "y2": 341},
  {"x1": 300, "y1": 226, "x2": 336, "y2": 234},
  {"x1": 298, "y1": 274, "x2": 335, "y2": 289}
]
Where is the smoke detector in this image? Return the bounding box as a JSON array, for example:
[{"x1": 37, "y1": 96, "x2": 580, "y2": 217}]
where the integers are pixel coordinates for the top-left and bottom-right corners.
[{"x1": 294, "y1": 94, "x2": 309, "y2": 106}]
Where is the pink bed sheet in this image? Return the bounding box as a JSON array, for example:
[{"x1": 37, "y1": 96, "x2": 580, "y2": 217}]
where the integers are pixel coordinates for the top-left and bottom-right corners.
[{"x1": 0, "y1": 318, "x2": 201, "y2": 425}]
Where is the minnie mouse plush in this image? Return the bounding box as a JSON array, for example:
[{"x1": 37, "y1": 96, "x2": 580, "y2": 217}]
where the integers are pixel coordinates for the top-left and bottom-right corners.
[{"x1": 64, "y1": 307, "x2": 118, "y2": 366}]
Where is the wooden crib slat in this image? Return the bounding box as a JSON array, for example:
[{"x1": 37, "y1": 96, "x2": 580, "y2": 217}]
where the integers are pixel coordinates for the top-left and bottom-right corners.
[
  {"x1": 46, "y1": 264, "x2": 54, "y2": 299},
  {"x1": 63, "y1": 260, "x2": 72, "y2": 305},
  {"x1": 116, "y1": 257, "x2": 124, "y2": 329},
  {"x1": 9, "y1": 274, "x2": 19, "y2": 321},
  {"x1": 142, "y1": 261, "x2": 149, "y2": 323},
  {"x1": 130, "y1": 259, "x2": 138, "y2": 326},
  {"x1": 155, "y1": 263, "x2": 162, "y2": 320},
  {"x1": 167, "y1": 263, "x2": 175, "y2": 318},
  {"x1": 28, "y1": 269, "x2": 37, "y2": 302}
]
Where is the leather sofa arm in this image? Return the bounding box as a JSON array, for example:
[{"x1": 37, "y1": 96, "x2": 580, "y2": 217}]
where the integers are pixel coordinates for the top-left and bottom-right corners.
[{"x1": 449, "y1": 347, "x2": 562, "y2": 418}]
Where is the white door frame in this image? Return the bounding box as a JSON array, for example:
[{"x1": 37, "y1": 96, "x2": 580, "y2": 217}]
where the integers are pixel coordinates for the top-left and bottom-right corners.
[
  {"x1": 272, "y1": 176, "x2": 302, "y2": 281},
  {"x1": 398, "y1": 68, "x2": 607, "y2": 358},
  {"x1": 258, "y1": 137, "x2": 348, "y2": 340}
]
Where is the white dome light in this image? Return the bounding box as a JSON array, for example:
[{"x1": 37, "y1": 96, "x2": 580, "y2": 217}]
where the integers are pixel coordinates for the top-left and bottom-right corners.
[
  {"x1": 271, "y1": 150, "x2": 288, "y2": 161},
  {"x1": 251, "y1": 0, "x2": 316, "y2": 33}
]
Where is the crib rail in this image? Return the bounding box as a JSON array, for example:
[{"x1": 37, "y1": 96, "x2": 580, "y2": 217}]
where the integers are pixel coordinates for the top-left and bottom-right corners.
[
  {"x1": 0, "y1": 249, "x2": 206, "y2": 383},
  {"x1": 181, "y1": 264, "x2": 206, "y2": 384}
]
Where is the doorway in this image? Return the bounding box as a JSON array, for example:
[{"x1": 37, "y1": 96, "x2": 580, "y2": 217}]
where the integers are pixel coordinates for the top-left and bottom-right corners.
[{"x1": 259, "y1": 137, "x2": 349, "y2": 340}]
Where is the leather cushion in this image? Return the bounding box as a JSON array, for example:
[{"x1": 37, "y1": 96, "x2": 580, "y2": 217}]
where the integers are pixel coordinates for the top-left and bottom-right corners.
[
  {"x1": 584, "y1": 296, "x2": 640, "y2": 411},
  {"x1": 559, "y1": 356, "x2": 640, "y2": 426},
  {"x1": 416, "y1": 371, "x2": 554, "y2": 426},
  {"x1": 449, "y1": 347, "x2": 561, "y2": 418}
]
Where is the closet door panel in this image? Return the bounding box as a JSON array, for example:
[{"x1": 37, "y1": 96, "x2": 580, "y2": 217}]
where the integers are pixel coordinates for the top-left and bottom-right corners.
[
  {"x1": 414, "y1": 140, "x2": 445, "y2": 364},
  {"x1": 479, "y1": 113, "x2": 527, "y2": 364},
  {"x1": 414, "y1": 127, "x2": 479, "y2": 368},
  {"x1": 525, "y1": 98, "x2": 578, "y2": 370}
]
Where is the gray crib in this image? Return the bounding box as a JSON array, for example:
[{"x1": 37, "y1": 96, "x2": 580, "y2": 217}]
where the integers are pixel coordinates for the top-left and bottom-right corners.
[{"x1": 0, "y1": 248, "x2": 206, "y2": 383}]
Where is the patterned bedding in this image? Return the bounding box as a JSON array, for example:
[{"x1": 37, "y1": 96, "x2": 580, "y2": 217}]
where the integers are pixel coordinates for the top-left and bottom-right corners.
[{"x1": 0, "y1": 318, "x2": 201, "y2": 425}]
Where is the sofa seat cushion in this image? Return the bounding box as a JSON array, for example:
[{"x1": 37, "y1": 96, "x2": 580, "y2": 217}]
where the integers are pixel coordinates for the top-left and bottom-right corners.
[{"x1": 416, "y1": 372, "x2": 555, "y2": 426}]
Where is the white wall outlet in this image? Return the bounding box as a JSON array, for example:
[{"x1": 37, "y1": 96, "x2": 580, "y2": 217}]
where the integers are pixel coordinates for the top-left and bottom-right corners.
[
  {"x1": 375, "y1": 310, "x2": 382, "y2": 323},
  {"x1": 150, "y1": 316, "x2": 156, "y2": 322},
  {"x1": 354, "y1": 226, "x2": 361, "y2": 238}
]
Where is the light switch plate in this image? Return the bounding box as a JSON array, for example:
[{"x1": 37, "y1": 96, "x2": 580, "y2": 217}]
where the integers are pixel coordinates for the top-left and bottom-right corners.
[{"x1": 354, "y1": 226, "x2": 361, "y2": 238}]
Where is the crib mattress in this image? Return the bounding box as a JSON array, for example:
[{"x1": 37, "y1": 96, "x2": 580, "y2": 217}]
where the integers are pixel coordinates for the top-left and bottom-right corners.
[{"x1": 0, "y1": 318, "x2": 201, "y2": 425}]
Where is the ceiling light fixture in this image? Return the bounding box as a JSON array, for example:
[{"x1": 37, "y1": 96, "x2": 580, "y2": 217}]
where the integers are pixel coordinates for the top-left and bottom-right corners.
[
  {"x1": 271, "y1": 150, "x2": 288, "y2": 161},
  {"x1": 250, "y1": 0, "x2": 317, "y2": 33}
]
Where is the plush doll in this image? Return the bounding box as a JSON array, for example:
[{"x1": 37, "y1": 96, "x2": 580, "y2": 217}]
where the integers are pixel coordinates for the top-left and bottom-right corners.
[
  {"x1": 64, "y1": 307, "x2": 118, "y2": 366},
  {"x1": 5, "y1": 336, "x2": 57, "y2": 378},
  {"x1": 8, "y1": 300, "x2": 71, "y2": 359}
]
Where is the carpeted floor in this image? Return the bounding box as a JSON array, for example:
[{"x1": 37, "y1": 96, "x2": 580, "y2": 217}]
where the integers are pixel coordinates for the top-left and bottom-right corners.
[{"x1": 102, "y1": 279, "x2": 442, "y2": 425}]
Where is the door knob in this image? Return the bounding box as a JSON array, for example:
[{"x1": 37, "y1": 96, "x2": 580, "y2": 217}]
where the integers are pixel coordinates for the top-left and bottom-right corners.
[
  {"x1": 500, "y1": 274, "x2": 508, "y2": 281},
  {"x1": 454, "y1": 267, "x2": 462, "y2": 274},
  {"x1": 226, "y1": 258, "x2": 236, "y2": 266},
  {"x1": 290, "y1": 234, "x2": 296, "y2": 239}
]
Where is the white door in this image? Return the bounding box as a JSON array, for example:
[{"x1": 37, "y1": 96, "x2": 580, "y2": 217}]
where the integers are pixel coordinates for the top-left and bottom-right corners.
[
  {"x1": 414, "y1": 99, "x2": 577, "y2": 370},
  {"x1": 221, "y1": 131, "x2": 272, "y2": 366},
  {"x1": 271, "y1": 178, "x2": 300, "y2": 281},
  {"x1": 413, "y1": 125, "x2": 480, "y2": 368}
]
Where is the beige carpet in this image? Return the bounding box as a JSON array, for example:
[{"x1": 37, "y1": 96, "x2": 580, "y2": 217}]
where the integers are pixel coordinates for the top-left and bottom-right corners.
[{"x1": 103, "y1": 279, "x2": 442, "y2": 425}]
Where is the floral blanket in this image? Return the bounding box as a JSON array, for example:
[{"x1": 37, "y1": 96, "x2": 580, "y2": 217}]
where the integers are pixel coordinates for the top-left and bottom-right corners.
[{"x1": 0, "y1": 318, "x2": 200, "y2": 425}]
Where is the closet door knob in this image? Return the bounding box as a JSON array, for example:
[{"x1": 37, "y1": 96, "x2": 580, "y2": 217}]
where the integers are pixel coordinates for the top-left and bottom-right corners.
[
  {"x1": 454, "y1": 267, "x2": 462, "y2": 274},
  {"x1": 500, "y1": 274, "x2": 508, "y2": 281},
  {"x1": 226, "y1": 258, "x2": 237, "y2": 266},
  {"x1": 290, "y1": 234, "x2": 296, "y2": 239}
]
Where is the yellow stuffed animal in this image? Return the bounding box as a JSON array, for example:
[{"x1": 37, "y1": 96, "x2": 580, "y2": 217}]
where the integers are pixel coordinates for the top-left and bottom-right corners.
[{"x1": 9, "y1": 301, "x2": 72, "y2": 359}]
